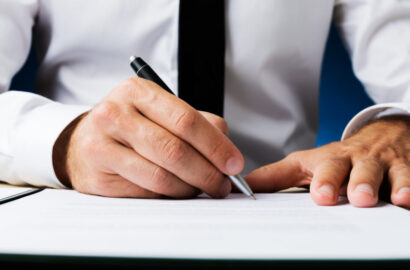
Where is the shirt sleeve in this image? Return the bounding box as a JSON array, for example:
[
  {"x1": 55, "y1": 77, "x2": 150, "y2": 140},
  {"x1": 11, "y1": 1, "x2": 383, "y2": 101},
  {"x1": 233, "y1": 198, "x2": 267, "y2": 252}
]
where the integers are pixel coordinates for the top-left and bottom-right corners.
[
  {"x1": 333, "y1": 0, "x2": 410, "y2": 139},
  {"x1": 0, "y1": 0, "x2": 90, "y2": 188}
]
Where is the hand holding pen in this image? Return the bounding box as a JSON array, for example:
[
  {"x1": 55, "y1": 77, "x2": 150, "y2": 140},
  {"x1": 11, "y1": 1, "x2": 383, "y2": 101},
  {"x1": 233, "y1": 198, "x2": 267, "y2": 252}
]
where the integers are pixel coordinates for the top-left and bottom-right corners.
[
  {"x1": 55, "y1": 56, "x2": 251, "y2": 199},
  {"x1": 130, "y1": 57, "x2": 255, "y2": 199}
]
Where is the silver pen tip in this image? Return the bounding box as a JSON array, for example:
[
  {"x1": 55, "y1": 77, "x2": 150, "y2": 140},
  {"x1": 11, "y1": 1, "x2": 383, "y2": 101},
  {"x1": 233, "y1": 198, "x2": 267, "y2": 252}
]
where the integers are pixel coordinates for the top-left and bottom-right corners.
[
  {"x1": 250, "y1": 194, "x2": 256, "y2": 200},
  {"x1": 129, "y1": 55, "x2": 136, "y2": 63}
]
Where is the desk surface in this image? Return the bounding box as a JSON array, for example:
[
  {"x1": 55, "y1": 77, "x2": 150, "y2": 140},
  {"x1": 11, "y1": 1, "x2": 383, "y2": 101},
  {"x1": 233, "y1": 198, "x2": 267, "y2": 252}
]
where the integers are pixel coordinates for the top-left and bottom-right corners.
[{"x1": 0, "y1": 184, "x2": 409, "y2": 269}]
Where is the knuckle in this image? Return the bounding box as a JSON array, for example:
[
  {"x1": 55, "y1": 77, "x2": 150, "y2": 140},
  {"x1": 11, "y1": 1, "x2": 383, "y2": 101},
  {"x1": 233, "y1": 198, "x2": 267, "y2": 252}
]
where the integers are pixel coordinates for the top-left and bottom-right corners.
[
  {"x1": 114, "y1": 78, "x2": 149, "y2": 106},
  {"x1": 126, "y1": 77, "x2": 145, "y2": 97},
  {"x1": 286, "y1": 151, "x2": 299, "y2": 160},
  {"x1": 161, "y1": 137, "x2": 186, "y2": 165},
  {"x1": 368, "y1": 143, "x2": 390, "y2": 159},
  {"x1": 80, "y1": 136, "x2": 100, "y2": 156},
  {"x1": 341, "y1": 142, "x2": 368, "y2": 156},
  {"x1": 202, "y1": 167, "x2": 223, "y2": 189},
  {"x1": 390, "y1": 162, "x2": 410, "y2": 175},
  {"x1": 92, "y1": 101, "x2": 121, "y2": 125},
  {"x1": 174, "y1": 110, "x2": 197, "y2": 135},
  {"x1": 353, "y1": 155, "x2": 385, "y2": 172},
  {"x1": 207, "y1": 137, "x2": 226, "y2": 161},
  {"x1": 393, "y1": 158, "x2": 410, "y2": 167},
  {"x1": 286, "y1": 151, "x2": 304, "y2": 163},
  {"x1": 121, "y1": 155, "x2": 139, "y2": 171},
  {"x1": 126, "y1": 78, "x2": 161, "y2": 104},
  {"x1": 284, "y1": 152, "x2": 304, "y2": 171},
  {"x1": 214, "y1": 117, "x2": 229, "y2": 134},
  {"x1": 362, "y1": 156, "x2": 382, "y2": 167},
  {"x1": 119, "y1": 77, "x2": 140, "y2": 92},
  {"x1": 204, "y1": 113, "x2": 229, "y2": 134},
  {"x1": 345, "y1": 141, "x2": 399, "y2": 163},
  {"x1": 150, "y1": 166, "x2": 173, "y2": 193},
  {"x1": 124, "y1": 77, "x2": 138, "y2": 87},
  {"x1": 327, "y1": 157, "x2": 349, "y2": 169}
]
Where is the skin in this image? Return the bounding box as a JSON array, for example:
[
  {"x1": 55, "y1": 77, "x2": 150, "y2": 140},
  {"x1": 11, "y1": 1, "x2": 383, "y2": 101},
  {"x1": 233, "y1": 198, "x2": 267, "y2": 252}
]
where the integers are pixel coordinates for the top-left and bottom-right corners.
[
  {"x1": 53, "y1": 78, "x2": 410, "y2": 209},
  {"x1": 53, "y1": 77, "x2": 244, "y2": 199},
  {"x1": 245, "y1": 115, "x2": 410, "y2": 209}
]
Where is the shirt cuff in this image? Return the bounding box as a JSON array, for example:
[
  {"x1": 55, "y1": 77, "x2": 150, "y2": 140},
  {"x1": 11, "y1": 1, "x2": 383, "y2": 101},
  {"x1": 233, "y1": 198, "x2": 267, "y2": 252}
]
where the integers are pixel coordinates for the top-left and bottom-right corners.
[
  {"x1": 13, "y1": 102, "x2": 90, "y2": 188},
  {"x1": 341, "y1": 103, "x2": 410, "y2": 140}
]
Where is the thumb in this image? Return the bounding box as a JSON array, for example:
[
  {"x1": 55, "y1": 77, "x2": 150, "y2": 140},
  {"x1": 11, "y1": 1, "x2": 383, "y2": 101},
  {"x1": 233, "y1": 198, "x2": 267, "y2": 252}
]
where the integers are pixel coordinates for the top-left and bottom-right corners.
[{"x1": 244, "y1": 157, "x2": 311, "y2": 192}]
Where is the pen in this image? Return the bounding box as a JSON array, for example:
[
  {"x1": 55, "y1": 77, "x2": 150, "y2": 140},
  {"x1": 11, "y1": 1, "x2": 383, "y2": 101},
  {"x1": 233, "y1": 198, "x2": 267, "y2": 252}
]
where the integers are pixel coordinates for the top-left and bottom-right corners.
[
  {"x1": 0, "y1": 188, "x2": 45, "y2": 205},
  {"x1": 130, "y1": 56, "x2": 256, "y2": 200}
]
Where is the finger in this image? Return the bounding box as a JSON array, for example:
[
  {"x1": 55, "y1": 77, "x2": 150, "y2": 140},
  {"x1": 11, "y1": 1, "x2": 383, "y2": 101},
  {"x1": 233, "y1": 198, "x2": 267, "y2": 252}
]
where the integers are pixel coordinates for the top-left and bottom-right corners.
[
  {"x1": 199, "y1": 111, "x2": 229, "y2": 136},
  {"x1": 120, "y1": 78, "x2": 244, "y2": 175},
  {"x1": 388, "y1": 163, "x2": 410, "y2": 208},
  {"x1": 347, "y1": 158, "x2": 384, "y2": 207},
  {"x1": 84, "y1": 174, "x2": 162, "y2": 199},
  {"x1": 95, "y1": 109, "x2": 231, "y2": 198},
  {"x1": 244, "y1": 157, "x2": 312, "y2": 192},
  {"x1": 310, "y1": 159, "x2": 350, "y2": 206},
  {"x1": 100, "y1": 141, "x2": 200, "y2": 199}
]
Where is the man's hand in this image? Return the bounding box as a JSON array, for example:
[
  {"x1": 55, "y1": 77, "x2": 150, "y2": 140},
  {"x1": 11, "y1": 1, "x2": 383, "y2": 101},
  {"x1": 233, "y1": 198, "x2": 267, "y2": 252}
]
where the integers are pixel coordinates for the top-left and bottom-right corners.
[
  {"x1": 245, "y1": 115, "x2": 410, "y2": 208},
  {"x1": 53, "y1": 78, "x2": 244, "y2": 198}
]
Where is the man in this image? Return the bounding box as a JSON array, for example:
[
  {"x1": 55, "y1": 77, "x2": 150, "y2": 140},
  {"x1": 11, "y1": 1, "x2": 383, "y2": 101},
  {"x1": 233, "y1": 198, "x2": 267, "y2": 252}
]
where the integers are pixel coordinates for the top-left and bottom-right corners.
[{"x1": 0, "y1": 0, "x2": 409, "y2": 208}]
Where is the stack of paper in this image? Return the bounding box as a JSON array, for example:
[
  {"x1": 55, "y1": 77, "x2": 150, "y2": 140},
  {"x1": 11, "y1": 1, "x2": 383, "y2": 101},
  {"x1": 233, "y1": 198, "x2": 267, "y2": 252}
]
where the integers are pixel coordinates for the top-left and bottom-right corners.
[{"x1": 0, "y1": 188, "x2": 409, "y2": 259}]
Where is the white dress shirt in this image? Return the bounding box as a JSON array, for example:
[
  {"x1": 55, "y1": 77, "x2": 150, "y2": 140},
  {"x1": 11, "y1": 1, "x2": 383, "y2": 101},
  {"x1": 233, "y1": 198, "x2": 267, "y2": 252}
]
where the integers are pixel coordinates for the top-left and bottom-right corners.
[{"x1": 0, "y1": 0, "x2": 410, "y2": 188}]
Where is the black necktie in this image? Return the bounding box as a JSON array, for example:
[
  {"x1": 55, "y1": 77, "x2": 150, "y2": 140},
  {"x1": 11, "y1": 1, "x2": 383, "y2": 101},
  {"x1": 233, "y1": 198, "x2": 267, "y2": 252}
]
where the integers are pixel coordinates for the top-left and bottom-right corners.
[{"x1": 178, "y1": 0, "x2": 225, "y2": 117}]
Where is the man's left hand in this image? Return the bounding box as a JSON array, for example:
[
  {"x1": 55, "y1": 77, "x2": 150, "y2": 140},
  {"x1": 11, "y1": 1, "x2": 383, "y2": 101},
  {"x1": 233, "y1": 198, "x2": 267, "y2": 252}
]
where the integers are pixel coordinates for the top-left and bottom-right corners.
[{"x1": 245, "y1": 115, "x2": 410, "y2": 208}]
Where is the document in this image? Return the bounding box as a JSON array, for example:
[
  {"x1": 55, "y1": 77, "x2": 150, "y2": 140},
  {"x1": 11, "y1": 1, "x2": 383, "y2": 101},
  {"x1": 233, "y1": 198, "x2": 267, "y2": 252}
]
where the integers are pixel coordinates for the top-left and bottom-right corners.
[{"x1": 0, "y1": 188, "x2": 409, "y2": 259}]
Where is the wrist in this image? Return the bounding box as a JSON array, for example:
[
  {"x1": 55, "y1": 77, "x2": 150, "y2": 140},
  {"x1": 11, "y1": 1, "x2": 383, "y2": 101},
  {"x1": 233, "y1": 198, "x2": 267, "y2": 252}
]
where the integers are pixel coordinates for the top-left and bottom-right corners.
[{"x1": 52, "y1": 112, "x2": 89, "y2": 188}]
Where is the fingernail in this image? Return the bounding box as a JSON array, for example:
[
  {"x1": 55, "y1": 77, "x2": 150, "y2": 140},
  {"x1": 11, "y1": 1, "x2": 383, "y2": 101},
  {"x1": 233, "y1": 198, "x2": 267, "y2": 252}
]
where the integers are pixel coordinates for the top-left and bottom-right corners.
[
  {"x1": 226, "y1": 157, "x2": 242, "y2": 175},
  {"x1": 355, "y1": 184, "x2": 374, "y2": 197},
  {"x1": 220, "y1": 180, "x2": 232, "y2": 197},
  {"x1": 398, "y1": 187, "x2": 410, "y2": 195},
  {"x1": 318, "y1": 184, "x2": 334, "y2": 199}
]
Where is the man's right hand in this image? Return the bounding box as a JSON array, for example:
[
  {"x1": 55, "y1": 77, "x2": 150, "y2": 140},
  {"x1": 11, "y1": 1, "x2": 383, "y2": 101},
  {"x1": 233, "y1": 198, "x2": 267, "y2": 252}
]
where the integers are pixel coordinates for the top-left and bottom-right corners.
[{"x1": 52, "y1": 78, "x2": 244, "y2": 199}]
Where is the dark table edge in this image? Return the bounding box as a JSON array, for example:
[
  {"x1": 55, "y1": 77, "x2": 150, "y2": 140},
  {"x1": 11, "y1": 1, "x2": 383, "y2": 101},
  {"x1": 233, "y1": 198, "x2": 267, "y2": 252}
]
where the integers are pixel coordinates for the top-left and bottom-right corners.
[{"x1": 0, "y1": 253, "x2": 408, "y2": 269}]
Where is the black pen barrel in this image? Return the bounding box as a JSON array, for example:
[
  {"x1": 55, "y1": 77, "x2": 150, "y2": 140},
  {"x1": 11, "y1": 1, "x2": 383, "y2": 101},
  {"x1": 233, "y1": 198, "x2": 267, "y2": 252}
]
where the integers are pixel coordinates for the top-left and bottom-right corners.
[{"x1": 130, "y1": 56, "x2": 174, "y2": 95}]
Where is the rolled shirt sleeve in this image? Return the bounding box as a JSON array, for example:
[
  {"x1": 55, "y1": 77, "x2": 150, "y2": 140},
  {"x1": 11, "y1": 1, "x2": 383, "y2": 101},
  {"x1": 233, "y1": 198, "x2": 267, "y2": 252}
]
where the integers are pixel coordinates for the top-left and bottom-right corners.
[
  {"x1": 342, "y1": 102, "x2": 410, "y2": 139},
  {"x1": 334, "y1": 0, "x2": 410, "y2": 139},
  {"x1": 1, "y1": 92, "x2": 90, "y2": 188},
  {"x1": 0, "y1": 0, "x2": 90, "y2": 188}
]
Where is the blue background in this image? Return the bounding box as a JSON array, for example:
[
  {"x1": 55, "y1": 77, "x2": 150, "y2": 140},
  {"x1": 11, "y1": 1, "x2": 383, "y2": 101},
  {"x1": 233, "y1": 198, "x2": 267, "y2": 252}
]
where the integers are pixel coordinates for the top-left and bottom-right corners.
[
  {"x1": 10, "y1": 24, "x2": 375, "y2": 147},
  {"x1": 316, "y1": 24, "x2": 374, "y2": 146}
]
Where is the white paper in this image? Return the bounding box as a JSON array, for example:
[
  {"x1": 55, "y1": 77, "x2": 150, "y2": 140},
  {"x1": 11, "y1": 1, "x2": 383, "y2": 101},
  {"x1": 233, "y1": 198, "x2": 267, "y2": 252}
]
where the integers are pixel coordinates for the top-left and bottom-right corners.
[{"x1": 0, "y1": 188, "x2": 409, "y2": 259}]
